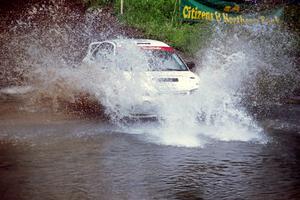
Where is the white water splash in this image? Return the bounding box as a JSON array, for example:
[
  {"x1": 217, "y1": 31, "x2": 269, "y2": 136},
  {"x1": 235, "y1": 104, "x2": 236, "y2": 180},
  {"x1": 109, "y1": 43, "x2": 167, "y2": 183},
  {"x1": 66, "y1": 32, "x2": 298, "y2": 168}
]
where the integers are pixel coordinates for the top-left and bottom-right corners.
[
  {"x1": 98, "y1": 26, "x2": 298, "y2": 147},
  {"x1": 2, "y1": 2, "x2": 298, "y2": 148},
  {"x1": 77, "y1": 38, "x2": 266, "y2": 147}
]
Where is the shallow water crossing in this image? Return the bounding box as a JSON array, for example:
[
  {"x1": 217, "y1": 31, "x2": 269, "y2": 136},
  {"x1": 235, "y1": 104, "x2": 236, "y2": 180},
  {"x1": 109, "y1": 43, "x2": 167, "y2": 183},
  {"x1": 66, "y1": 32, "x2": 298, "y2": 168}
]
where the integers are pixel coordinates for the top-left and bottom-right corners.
[
  {"x1": 0, "y1": 107, "x2": 300, "y2": 199},
  {"x1": 1, "y1": 1, "x2": 300, "y2": 199}
]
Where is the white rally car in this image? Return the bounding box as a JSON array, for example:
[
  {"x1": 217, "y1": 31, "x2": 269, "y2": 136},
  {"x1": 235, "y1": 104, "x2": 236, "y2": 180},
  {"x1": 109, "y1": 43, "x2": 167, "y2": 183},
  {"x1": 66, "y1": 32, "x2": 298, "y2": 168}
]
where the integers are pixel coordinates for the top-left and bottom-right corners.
[{"x1": 82, "y1": 39, "x2": 200, "y2": 118}]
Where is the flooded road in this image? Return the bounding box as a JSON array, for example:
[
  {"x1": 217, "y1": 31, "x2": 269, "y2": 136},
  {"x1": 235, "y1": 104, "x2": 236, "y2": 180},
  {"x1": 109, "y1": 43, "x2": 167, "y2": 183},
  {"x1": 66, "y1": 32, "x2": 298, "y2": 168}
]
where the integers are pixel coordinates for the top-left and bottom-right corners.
[
  {"x1": 1, "y1": 101, "x2": 300, "y2": 200},
  {"x1": 1, "y1": 1, "x2": 300, "y2": 199}
]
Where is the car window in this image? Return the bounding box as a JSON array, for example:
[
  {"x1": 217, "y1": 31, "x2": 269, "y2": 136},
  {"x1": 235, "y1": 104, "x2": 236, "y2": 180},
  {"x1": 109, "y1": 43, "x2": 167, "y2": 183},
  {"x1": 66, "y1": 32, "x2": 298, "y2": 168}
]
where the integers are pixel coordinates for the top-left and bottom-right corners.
[{"x1": 92, "y1": 43, "x2": 115, "y2": 63}]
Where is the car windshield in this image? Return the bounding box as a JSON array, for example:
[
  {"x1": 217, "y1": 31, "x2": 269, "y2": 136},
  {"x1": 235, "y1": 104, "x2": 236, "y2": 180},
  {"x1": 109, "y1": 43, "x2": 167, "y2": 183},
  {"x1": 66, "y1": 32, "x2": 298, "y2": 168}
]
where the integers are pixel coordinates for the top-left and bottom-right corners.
[{"x1": 145, "y1": 50, "x2": 188, "y2": 71}]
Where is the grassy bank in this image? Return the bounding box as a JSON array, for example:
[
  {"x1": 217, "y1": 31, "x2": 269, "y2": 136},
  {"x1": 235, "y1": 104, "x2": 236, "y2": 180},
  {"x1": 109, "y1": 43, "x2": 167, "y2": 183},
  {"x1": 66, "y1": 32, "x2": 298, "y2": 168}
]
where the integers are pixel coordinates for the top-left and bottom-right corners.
[{"x1": 83, "y1": 0, "x2": 211, "y2": 55}]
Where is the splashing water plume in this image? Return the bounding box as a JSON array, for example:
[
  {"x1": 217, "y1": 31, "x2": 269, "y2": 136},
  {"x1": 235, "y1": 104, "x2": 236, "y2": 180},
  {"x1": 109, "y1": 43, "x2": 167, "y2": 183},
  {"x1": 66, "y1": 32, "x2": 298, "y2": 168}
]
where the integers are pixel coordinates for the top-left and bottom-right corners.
[
  {"x1": 102, "y1": 25, "x2": 298, "y2": 147},
  {"x1": 1, "y1": 1, "x2": 299, "y2": 147}
]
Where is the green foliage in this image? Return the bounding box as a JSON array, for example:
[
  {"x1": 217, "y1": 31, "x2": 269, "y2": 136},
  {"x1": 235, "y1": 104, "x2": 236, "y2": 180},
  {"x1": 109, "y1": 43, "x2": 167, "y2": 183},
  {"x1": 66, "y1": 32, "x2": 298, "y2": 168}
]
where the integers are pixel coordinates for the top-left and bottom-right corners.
[
  {"x1": 113, "y1": 0, "x2": 212, "y2": 55},
  {"x1": 81, "y1": 0, "x2": 211, "y2": 54}
]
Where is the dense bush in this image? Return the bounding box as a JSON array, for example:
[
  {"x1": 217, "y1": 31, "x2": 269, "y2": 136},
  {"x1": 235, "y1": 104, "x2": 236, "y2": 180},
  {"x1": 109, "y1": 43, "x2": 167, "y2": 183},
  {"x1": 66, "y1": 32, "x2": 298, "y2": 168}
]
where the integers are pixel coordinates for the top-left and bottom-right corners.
[{"x1": 113, "y1": 0, "x2": 211, "y2": 55}]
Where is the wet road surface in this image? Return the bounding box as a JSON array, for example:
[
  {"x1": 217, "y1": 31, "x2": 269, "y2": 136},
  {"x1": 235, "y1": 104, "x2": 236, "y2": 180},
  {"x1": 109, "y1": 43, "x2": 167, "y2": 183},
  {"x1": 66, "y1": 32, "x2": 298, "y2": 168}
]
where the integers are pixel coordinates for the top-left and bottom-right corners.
[{"x1": 1, "y1": 102, "x2": 300, "y2": 200}]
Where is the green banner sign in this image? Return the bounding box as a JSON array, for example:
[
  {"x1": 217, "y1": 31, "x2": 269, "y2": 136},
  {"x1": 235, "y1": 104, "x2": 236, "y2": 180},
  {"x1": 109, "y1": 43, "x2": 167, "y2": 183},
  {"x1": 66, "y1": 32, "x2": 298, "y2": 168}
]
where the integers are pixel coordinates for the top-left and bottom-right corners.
[{"x1": 180, "y1": 0, "x2": 283, "y2": 25}]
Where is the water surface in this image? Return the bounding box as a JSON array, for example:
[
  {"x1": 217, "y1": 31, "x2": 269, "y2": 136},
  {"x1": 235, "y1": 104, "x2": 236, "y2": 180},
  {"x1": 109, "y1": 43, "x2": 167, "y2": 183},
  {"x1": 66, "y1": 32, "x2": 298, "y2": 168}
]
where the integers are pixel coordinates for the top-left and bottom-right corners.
[{"x1": 1, "y1": 105, "x2": 299, "y2": 200}]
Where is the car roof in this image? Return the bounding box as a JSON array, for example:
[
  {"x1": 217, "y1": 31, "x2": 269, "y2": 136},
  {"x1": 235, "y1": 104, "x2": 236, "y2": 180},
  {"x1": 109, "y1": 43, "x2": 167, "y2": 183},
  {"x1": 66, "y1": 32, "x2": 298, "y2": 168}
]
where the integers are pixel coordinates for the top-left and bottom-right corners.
[{"x1": 108, "y1": 39, "x2": 170, "y2": 48}]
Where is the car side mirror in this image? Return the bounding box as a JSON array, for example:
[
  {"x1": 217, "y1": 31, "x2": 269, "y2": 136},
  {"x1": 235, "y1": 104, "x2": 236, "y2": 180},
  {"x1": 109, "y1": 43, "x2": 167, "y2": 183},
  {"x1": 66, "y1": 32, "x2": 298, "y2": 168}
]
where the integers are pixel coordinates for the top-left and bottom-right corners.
[{"x1": 186, "y1": 61, "x2": 196, "y2": 71}]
